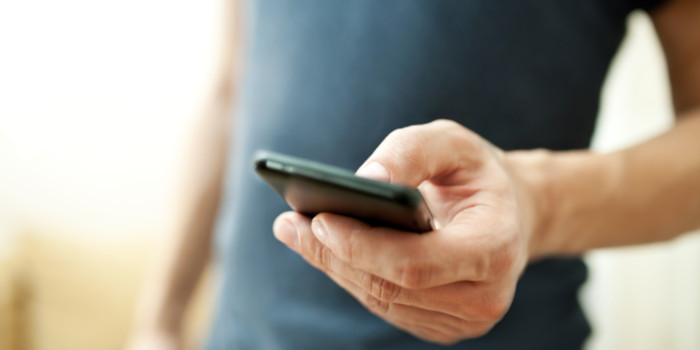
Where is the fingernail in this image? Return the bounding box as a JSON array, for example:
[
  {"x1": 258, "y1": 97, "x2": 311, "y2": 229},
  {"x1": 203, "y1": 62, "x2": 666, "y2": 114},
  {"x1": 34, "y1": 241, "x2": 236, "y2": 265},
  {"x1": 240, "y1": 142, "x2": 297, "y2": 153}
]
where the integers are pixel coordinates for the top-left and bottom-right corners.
[
  {"x1": 356, "y1": 162, "x2": 390, "y2": 181},
  {"x1": 311, "y1": 219, "x2": 328, "y2": 245},
  {"x1": 274, "y1": 219, "x2": 298, "y2": 249}
]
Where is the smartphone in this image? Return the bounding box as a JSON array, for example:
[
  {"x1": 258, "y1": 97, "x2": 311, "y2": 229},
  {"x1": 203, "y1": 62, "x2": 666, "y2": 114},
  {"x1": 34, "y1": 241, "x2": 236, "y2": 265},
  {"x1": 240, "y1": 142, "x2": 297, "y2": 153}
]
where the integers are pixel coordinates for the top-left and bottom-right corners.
[{"x1": 253, "y1": 150, "x2": 434, "y2": 233}]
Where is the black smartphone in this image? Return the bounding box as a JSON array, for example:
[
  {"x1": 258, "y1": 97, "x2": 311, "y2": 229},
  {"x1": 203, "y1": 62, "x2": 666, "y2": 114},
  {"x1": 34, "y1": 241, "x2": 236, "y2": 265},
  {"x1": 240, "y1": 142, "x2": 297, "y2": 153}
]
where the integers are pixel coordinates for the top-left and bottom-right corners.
[{"x1": 253, "y1": 150, "x2": 434, "y2": 233}]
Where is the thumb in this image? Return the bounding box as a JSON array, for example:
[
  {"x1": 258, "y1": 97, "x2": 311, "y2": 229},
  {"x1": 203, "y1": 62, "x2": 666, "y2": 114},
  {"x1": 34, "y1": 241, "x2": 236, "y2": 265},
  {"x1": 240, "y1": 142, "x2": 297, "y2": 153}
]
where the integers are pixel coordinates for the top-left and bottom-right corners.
[
  {"x1": 357, "y1": 119, "x2": 485, "y2": 187},
  {"x1": 355, "y1": 162, "x2": 391, "y2": 182}
]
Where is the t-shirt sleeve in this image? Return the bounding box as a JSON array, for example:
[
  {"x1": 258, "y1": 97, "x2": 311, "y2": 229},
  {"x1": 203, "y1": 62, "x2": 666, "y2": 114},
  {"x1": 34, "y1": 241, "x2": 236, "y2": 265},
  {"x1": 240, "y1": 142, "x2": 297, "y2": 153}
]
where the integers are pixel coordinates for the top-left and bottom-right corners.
[
  {"x1": 608, "y1": 0, "x2": 669, "y2": 20},
  {"x1": 635, "y1": 0, "x2": 668, "y2": 12}
]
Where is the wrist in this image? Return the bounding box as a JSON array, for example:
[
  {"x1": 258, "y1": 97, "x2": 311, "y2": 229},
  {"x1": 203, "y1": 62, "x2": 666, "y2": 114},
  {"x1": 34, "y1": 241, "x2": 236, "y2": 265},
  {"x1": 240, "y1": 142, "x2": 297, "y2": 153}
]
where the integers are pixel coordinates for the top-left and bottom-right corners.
[
  {"x1": 506, "y1": 148, "x2": 623, "y2": 260},
  {"x1": 504, "y1": 149, "x2": 558, "y2": 261},
  {"x1": 132, "y1": 291, "x2": 188, "y2": 337}
]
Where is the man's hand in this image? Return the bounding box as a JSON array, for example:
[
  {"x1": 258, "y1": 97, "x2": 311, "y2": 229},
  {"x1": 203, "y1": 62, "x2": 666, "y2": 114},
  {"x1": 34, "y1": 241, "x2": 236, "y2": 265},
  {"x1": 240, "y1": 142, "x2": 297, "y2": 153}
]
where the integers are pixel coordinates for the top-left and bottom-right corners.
[{"x1": 273, "y1": 120, "x2": 543, "y2": 344}]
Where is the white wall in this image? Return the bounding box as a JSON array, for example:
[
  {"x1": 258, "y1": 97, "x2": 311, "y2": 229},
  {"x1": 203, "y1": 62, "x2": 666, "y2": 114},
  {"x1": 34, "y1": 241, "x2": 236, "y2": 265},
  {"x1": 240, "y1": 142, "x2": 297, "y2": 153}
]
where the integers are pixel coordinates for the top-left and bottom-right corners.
[
  {"x1": 584, "y1": 11, "x2": 700, "y2": 350},
  {"x1": 0, "y1": 1, "x2": 228, "y2": 349}
]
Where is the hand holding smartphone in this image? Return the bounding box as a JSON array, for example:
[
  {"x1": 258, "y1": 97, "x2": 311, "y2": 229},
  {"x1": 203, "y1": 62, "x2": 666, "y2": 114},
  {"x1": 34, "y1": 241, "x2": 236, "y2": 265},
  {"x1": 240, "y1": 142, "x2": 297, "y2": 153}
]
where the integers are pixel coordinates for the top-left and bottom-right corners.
[{"x1": 254, "y1": 150, "x2": 434, "y2": 233}]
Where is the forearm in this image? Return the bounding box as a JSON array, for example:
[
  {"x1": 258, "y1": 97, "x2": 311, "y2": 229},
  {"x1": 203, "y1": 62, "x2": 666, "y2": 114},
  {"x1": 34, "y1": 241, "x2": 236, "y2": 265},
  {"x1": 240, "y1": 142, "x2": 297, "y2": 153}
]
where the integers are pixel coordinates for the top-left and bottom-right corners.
[
  {"x1": 130, "y1": 2, "x2": 241, "y2": 340},
  {"x1": 516, "y1": 108, "x2": 700, "y2": 259},
  {"x1": 134, "y1": 185, "x2": 221, "y2": 333}
]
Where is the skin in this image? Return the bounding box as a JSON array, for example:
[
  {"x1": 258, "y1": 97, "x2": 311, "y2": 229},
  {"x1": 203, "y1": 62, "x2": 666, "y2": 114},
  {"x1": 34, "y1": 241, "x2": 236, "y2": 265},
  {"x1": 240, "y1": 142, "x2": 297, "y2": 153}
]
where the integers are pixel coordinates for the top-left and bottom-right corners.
[
  {"x1": 273, "y1": 0, "x2": 700, "y2": 345},
  {"x1": 130, "y1": 0, "x2": 700, "y2": 347},
  {"x1": 274, "y1": 120, "x2": 533, "y2": 343},
  {"x1": 126, "y1": 1, "x2": 240, "y2": 349}
]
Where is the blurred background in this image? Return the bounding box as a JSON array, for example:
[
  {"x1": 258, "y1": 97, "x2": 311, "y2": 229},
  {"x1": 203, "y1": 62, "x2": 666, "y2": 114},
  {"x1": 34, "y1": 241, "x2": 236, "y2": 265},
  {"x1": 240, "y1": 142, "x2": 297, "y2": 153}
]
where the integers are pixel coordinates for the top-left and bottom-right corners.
[{"x1": 0, "y1": 1, "x2": 698, "y2": 349}]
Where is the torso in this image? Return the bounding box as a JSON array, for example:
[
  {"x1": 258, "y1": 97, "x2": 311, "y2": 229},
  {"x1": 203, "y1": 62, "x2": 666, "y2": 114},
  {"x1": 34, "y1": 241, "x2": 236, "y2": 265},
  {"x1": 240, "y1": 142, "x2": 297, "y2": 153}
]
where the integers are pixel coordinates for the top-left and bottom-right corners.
[{"x1": 207, "y1": 1, "x2": 659, "y2": 349}]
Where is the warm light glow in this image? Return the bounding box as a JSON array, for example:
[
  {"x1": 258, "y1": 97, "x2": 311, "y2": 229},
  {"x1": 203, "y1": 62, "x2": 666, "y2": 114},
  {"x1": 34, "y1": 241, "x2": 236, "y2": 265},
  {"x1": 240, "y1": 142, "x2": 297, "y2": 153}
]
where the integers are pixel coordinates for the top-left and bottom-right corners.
[{"x1": 0, "y1": 0, "x2": 224, "y2": 238}]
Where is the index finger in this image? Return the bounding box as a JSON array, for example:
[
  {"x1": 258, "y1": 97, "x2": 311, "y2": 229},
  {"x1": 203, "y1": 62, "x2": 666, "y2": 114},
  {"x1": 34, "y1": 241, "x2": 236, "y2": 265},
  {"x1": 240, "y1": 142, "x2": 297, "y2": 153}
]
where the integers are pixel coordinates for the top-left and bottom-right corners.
[{"x1": 311, "y1": 212, "x2": 514, "y2": 289}]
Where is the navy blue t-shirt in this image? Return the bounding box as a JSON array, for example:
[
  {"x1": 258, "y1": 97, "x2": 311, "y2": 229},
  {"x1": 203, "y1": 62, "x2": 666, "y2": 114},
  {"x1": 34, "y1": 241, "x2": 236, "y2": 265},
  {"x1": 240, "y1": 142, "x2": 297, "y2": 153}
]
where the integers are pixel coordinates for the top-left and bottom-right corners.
[{"x1": 207, "y1": 1, "x2": 665, "y2": 349}]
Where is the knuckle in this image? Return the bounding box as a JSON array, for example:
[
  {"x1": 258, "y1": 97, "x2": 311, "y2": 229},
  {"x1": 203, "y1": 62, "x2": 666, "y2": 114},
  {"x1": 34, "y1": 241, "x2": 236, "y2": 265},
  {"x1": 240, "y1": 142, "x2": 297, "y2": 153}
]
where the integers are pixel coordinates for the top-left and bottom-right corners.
[
  {"x1": 470, "y1": 235, "x2": 519, "y2": 282},
  {"x1": 430, "y1": 118, "x2": 460, "y2": 130},
  {"x1": 311, "y1": 241, "x2": 333, "y2": 270},
  {"x1": 469, "y1": 254, "x2": 491, "y2": 281},
  {"x1": 430, "y1": 119, "x2": 471, "y2": 138},
  {"x1": 343, "y1": 224, "x2": 363, "y2": 264},
  {"x1": 475, "y1": 294, "x2": 511, "y2": 322},
  {"x1": 362, "y1": 293, "x2": 391, "y2": 316},
  {"x1": 386, "y1": 127, "x2": 428, "y2": 163},
  {"x1": 384, "y1": 127, "x2": 411, "y2": 153},
  {"x1": 452, "y1": 304, "x2": 473, "y2": 322},
  {"x1": 368, "y1": 275, "x2": 401, "y2": 303},
  {"x1": 394, "y1": 260, "x2": 431, "y2": 289},
  {"x1": 466, "y1": 323, "x2": 496, "y2": 339},
  {"x1": 442, "y1": 309, "x2": 486, "y2": 339},
  {"x1": 486, "y1": 238, "x2": 519, "y2": 280},
  {"x1": 429, "y1": 119, "x2": 486, "y2": 166},
  {"x1": 449, "y1": 319, "x2": 497, "y2": 340},
  {"x1": 454, "y1": 286, "x2": 512, "y2": 324}
]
